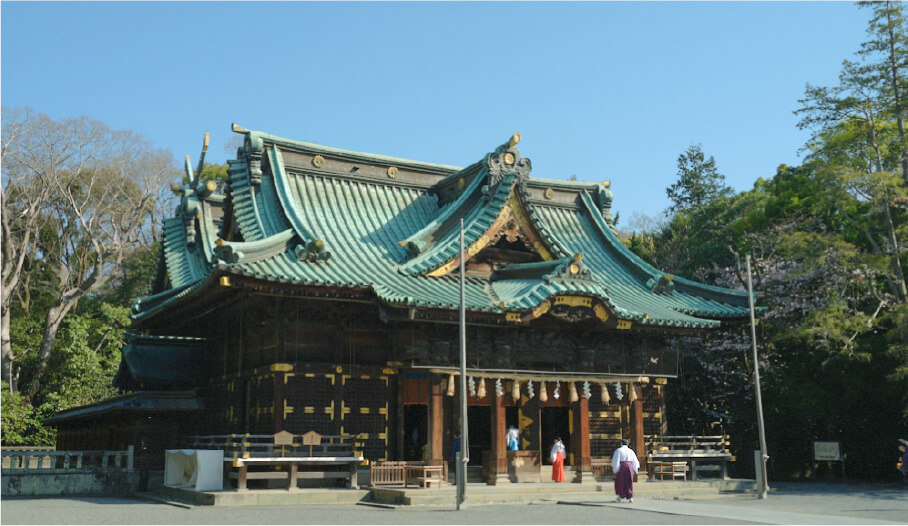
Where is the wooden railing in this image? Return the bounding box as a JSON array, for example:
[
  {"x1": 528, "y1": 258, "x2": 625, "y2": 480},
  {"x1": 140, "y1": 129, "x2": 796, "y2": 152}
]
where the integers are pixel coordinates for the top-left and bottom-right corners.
[
  {"x1": 645, "y1": 435, "x2": 730, "y2": 455},
  {"x1": 644, "y1": 435, "x2": 732, "y2": 480},
  {"x1": 590, "y1": 458, "x2": 614, "y2": 479},
  {"x1": 370, "y1": 460, "x2": 448, "y2": 487},
  {"x1": 1, "y1": 446, "x2": 134, "y2": 473},
  {"x1": 186, "y1": 432, "x2": 363, "y2": 490},
  {"x1": 370, "y1": 461, "x2": 408, "y2": 486},
  {"x1": 188, "y1": 433, "x2": 360, "y2": 460}
]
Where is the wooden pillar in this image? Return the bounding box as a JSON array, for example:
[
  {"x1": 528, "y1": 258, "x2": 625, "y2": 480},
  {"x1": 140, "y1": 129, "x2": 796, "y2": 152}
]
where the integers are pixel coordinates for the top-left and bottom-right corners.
[
  {"x1": 274, "y1": 371, "x2": 285, "y2": 433},
  {"x1": 488, "y1": 387, "x2": 509, "y2": 485},
  {"x1": 427, "y1": 373, "x2": 444, "y2": 464},
  {"x1": 570, "y1": 395, "x2": 593, "y2": 483},
  {"x1": 631, "y1": 385, "x2": 647, "y2": 479},
  {"x1": 396, "y1": 374, "x2": 405, "y2": 460}
]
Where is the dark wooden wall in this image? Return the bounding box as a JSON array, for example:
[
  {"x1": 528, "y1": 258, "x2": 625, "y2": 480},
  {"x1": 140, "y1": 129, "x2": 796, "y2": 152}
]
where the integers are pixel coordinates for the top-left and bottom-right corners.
[{"x1": 192, "y1": 294, "x2": 670, "y2": 463}]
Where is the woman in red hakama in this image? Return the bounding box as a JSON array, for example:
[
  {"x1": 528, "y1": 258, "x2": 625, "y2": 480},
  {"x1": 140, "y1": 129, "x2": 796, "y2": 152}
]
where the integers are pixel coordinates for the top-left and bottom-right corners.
[{"x1": 551, "y1": 437, "x2": 566, "y2": 482}]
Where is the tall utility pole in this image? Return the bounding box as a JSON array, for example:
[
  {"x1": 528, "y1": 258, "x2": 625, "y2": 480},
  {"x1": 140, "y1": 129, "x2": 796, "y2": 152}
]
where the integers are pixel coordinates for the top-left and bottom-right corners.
[
  {"x1": 457, "y1": 219, "x2": 470, "y2": 509},
  {"x1": 746, "y1": 254, "x2": 769, "y2": 499}
]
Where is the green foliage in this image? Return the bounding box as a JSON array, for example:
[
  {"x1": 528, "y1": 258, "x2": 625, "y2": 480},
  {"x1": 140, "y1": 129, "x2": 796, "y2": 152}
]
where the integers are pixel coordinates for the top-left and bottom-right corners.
[
  {"x1": 200, "y1": 162, "x2": 229, "y2": 184},
  {"x1": 98, "y1": 242, "x2": 161, "y2": 306},
  {"x1": 1, "y1": 383, "x2": 55, "y2": 446},
  {"x1": 181, "y1": 162, "x2": 229, "y2": 187},
  {"x1": 39, "y1": 303, "x2": 127, "y2": 413},
  {"x1": 639, "y1": 4, "x2": 908, "y2": 478}
]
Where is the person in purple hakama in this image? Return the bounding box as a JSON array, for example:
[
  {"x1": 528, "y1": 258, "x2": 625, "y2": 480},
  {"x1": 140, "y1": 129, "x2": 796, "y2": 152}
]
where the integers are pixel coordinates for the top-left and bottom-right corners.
[{"x1": 611, "y1": 439, "x2": 640, "y2": 503}]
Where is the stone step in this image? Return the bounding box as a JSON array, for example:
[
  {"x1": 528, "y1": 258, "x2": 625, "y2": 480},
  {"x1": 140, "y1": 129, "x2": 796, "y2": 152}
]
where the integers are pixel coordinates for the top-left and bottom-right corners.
[
  {"x1": 372, "y1": 481, "x2": 723, "y2": 507},
  {"x1": 154, "y1": 485, "x2": 372, "y2": 507},
  {"x1": 396, "y1": 489, "x2": 723, "y2": 507}
]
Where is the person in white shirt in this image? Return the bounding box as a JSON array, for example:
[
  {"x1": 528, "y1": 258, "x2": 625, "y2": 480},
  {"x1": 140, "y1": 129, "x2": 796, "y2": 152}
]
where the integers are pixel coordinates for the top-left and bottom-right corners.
[
  {"x1": 551, "y1": 437, "x2": 566, "y2": 482},
  {"x1": 507, "y1": 426, "x2": 519, "y2": 451},
  {"x1": 611, "y1": 439, "x2": 640, "y2": 502}
]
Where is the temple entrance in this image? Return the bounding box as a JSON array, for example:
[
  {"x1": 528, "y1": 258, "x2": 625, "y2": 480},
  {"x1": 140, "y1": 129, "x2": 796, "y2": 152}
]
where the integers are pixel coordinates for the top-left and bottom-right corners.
[
  {"x1": 541, "y1": 407, "x2": 571, "y2": 465},
  {"x1": 467, "y1": 406, "x2": 490, "y2": 466},
  {"x1": 403, "y1": 405, "x2": 427, "y2": 461}
]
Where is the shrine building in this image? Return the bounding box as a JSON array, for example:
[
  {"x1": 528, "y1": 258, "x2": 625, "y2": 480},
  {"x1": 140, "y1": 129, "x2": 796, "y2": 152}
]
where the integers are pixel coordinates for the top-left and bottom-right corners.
[{"x1": 48, "y1": 128, "x2": 752, "y2": 482}]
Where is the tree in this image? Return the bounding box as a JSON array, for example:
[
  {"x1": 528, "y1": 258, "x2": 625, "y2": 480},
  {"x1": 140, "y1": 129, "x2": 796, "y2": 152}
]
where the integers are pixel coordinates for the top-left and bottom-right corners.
[
  {"x1": 665, "y1": 144, "x2": 733, "y2": 214},
  {"x1": 796, "y1": 1, "x2": 908, "y2": 304},
  {"x1": 858, "y1": 0, "x2": 908, "y2": 185},
  {"x1": 1, "y1": 107, "x2": 176, "y2": 396}
]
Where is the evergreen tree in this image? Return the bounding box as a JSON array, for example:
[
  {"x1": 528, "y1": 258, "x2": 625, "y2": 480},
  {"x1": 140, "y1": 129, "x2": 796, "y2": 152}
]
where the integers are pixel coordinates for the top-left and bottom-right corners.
[{"x1": 666, "y1": 144, "x2": 733, "y2": 214}]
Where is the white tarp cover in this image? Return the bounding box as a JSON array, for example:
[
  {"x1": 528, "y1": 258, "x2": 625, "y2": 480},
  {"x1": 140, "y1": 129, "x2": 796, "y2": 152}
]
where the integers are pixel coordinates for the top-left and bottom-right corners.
[{"x1": 164, "y1": 449, "x2": 224, "y2": 491}]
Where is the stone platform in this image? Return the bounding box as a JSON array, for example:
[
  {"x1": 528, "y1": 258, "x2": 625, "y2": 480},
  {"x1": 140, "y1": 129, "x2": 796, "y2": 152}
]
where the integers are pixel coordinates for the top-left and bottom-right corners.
[
  {"x1": 155, "y1": 484, "x2": 372, "y2": 507},
  {"x1": 153, "y1": 477, "x2": 754, "y2": 507}
]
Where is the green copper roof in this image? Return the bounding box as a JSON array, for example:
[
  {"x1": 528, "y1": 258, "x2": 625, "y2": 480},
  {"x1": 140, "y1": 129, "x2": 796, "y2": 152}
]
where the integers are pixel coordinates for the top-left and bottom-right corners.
[{"x1": 134, "y1": 130, "x2": 755, "y2": 329}]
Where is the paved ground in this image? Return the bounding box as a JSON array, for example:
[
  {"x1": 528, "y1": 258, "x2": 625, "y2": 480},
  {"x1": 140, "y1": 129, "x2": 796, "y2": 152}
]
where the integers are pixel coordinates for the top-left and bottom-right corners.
[{"x1": 2, "y1": 481, "x2": 905, "y2": 525}]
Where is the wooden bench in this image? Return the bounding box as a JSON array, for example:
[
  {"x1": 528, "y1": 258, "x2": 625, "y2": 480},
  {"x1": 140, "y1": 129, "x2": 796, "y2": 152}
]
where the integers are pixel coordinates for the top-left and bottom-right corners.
[
  {"x1": 189, "y1": 431, "x2": 363, "y2": 491},
  {"x1": 645, "y1": 435, "x2": 732, "y2": 481},
  {"x1": 649, "y1": 461, "x2": 689, "y2": 481},
  {"x1": 405, "y1": 464, "x2": 445, "y2": 488}
]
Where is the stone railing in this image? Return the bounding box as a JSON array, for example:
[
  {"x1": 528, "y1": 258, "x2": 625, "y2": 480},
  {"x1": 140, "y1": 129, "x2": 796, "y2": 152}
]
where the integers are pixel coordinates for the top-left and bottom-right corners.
[
  {"x1": 2, "y1": 446, "x2": 139, "y2": 496},
  {"x1": 2, "y1": 447, "x2": 134, "y2": 473}
]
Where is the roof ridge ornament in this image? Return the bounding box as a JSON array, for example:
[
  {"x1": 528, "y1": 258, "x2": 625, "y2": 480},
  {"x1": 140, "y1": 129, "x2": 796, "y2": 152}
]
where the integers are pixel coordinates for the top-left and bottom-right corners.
[
  {"x1": 295, "y1": 239, "x2": 332, "y2": 263},
  {"x1": 544, "y1": 253, "x2": 594, "y2": 284},
  {"x1": 175, "y1": 132, "x2": 218, "y2": 247},
  {"x1": 487, "y1": 132, "x2": 532, "y2": 190},
  {"x1": 231, "y1": 125, "x2": 264, "y2": 185},
  {"x1": 647, "y1": 274, "x2": 675, "y2": 296},
  {"x1": 596, "y1": 181, "x2": 616, "y2": 229}
]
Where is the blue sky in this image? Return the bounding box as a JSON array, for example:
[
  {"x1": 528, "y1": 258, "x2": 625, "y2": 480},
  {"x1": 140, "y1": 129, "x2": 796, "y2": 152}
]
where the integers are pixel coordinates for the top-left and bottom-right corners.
[{"x1": 1, "y1": 1, "x2": 868, "y2": 224}]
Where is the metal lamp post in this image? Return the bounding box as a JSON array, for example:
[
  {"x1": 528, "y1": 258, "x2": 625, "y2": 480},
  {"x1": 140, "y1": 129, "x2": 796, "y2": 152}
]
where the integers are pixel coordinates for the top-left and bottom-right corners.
[
  {"x1": 457, "y1": 219, "x2": 470, "y2": 509},
  {"x1": 746, "y1": 253, "x2": 769, "y2": 499}
]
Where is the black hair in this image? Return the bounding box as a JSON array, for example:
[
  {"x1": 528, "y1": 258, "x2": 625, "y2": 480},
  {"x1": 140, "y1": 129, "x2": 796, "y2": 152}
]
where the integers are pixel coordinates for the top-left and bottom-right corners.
[
  {"x1": 554, "y1": 436, "x2": 562, "y2": 442},
  {"x1": 621, "y1": 439, "x2": 629, "y2": 446}
]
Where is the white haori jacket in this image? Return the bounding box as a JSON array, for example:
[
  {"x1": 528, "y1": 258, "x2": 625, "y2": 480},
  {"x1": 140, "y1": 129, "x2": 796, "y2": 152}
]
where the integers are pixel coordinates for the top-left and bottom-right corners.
[
  {"x1": 550, "y1": 440, "x2": 566, "y2": 462},
  {"x1": 611, "y1": 445, "x2": 640, "y2": 474}
]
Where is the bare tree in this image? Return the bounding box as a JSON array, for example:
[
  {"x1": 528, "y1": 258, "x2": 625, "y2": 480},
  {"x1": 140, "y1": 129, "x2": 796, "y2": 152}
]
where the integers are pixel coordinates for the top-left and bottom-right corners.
[{"x1": 1, "y1": 107, "x2": 176, "y2": 396}]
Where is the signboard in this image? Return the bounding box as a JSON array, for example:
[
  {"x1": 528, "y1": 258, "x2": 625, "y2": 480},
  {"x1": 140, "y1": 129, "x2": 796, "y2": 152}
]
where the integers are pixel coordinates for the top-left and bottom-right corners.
[
  {"x1": 273, "y1": 430, "x2": 294, "y2": 446},
  {"x1": 302, "y1": 431, "x2": 322, "y2": 446},
  {"x1": 813, "y1": 441, "x2": 842, "y2": 461}
]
